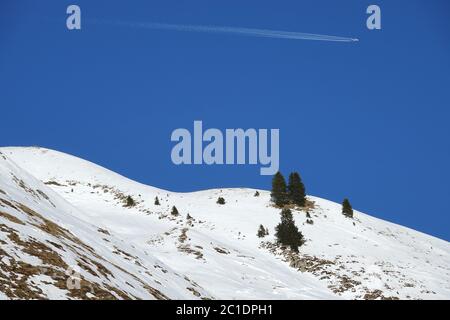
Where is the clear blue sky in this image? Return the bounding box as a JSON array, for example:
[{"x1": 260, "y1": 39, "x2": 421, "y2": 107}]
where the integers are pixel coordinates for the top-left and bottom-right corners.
[{"x1": 1, "y1": 1, "x2": 449, "y2": 241}]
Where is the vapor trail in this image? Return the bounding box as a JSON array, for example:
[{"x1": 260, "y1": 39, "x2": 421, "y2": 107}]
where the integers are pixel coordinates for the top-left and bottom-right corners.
[{"x1": 91, "y1": 20, "x2": 359, "y2": 43}]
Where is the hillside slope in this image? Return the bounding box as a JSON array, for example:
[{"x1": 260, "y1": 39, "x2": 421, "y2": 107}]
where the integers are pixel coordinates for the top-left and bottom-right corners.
[{"x1": 1, "y1": 147, "x2": 449, "y2": 300}]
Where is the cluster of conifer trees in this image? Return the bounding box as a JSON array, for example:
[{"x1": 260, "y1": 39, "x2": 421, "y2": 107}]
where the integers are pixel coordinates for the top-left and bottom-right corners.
[
  {"x1": 268, "y1": 171, "x2": 354, "y2": 252},
  {"x1": 269, "y1": 171, "x2": 306, "y2": 251},
  {"x1": 270, "y1": 172, "x2": 306, "y2": 207}
]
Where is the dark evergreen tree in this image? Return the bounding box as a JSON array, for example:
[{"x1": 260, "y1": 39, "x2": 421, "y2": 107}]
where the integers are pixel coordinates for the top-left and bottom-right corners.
[
  {"x1": 154, "y1": 196, "x2": 160, "y2": 206},
  {"x1": 257, "y1": 224, "x2": 266, "y2": 238},
  {"x1": 171, "y1": 206, "x2": 179, "y2": 216},
  {"x1": 275, "y1": 208, "x2": 305, "y2": 252},
  {"x1": 125, "y1": 195, "x2": 135, "y2": 207},
  {"x1": 217, "y1": 197, "x2": 226, "y2": 205},
  {"x1": 342, "y1": 198, "x2": 354, "y2": 218},
  {"x1": 254, "y1": 191, "x2": 260, "y2": 197},
  {"x1": 288, "y1": 172, "x2": 306, "y2": 206},
  {"x1": 271, "y1": 172, "x2": 288, "y2": 207}
]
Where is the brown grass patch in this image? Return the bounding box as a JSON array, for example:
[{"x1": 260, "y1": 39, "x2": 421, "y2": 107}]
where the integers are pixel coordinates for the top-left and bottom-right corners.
[
  {"x1": 0, "y1": 211, "x2": 25, "y2": 225},
  {"x1": 44, "y1": 181, "x2": 65, "y2": 187}
]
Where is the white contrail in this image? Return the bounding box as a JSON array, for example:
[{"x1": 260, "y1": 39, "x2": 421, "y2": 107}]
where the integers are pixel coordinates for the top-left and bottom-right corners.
[{"x1": 91, "y1": 20, "x2": 359, "y2": 43}]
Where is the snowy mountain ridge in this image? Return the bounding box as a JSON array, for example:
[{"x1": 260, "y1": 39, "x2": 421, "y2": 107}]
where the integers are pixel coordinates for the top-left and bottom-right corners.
[{"x1": 0, "y1": 146, "x2": 449, "y2": 300}]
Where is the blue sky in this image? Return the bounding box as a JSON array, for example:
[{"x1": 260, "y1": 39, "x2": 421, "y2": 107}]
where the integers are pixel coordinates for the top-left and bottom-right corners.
[{"x1": 1, "y1": 1, "x2": 450, "y2": 241}]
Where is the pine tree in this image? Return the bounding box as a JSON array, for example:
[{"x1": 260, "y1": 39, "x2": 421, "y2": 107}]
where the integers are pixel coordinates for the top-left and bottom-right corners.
[
  {"x1": 271, "y1": 172, "x2": 288, "y2": 207},
  {"x1": 275, "y1": 208, "x2": 305, "y2": 252},
  {"x1": 154, "y1": 196, "x2": 160, "y2": 206},
  {"x1": 342, "y1": 198, "x2": 354, "y2": 218},
  {"x1": 125, "y1": 195, "x2": 135, "y2": 207},
  {"x1": 171, "y1": 206, "x2": 179, "y2": 216},
  {"x1": 257, "y1": 224, "x2": 266, "y2": 238},
  {"x1": 217, "y1": 197, "x2": 226, "y2": 205},
  {"x1": 288, "y1": 172, "x2": 306, "y2": 206}
]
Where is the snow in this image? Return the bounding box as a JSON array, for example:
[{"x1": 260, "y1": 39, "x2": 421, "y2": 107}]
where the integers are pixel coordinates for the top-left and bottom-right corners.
[{"x1": 0, "y1": 146, "x2": 449, "y2": 300}]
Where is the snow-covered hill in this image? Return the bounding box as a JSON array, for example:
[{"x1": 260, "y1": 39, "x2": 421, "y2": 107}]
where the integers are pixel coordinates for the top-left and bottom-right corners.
[{"x1": 0, "y1": 146, "x2": 449, "y2": 300}]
